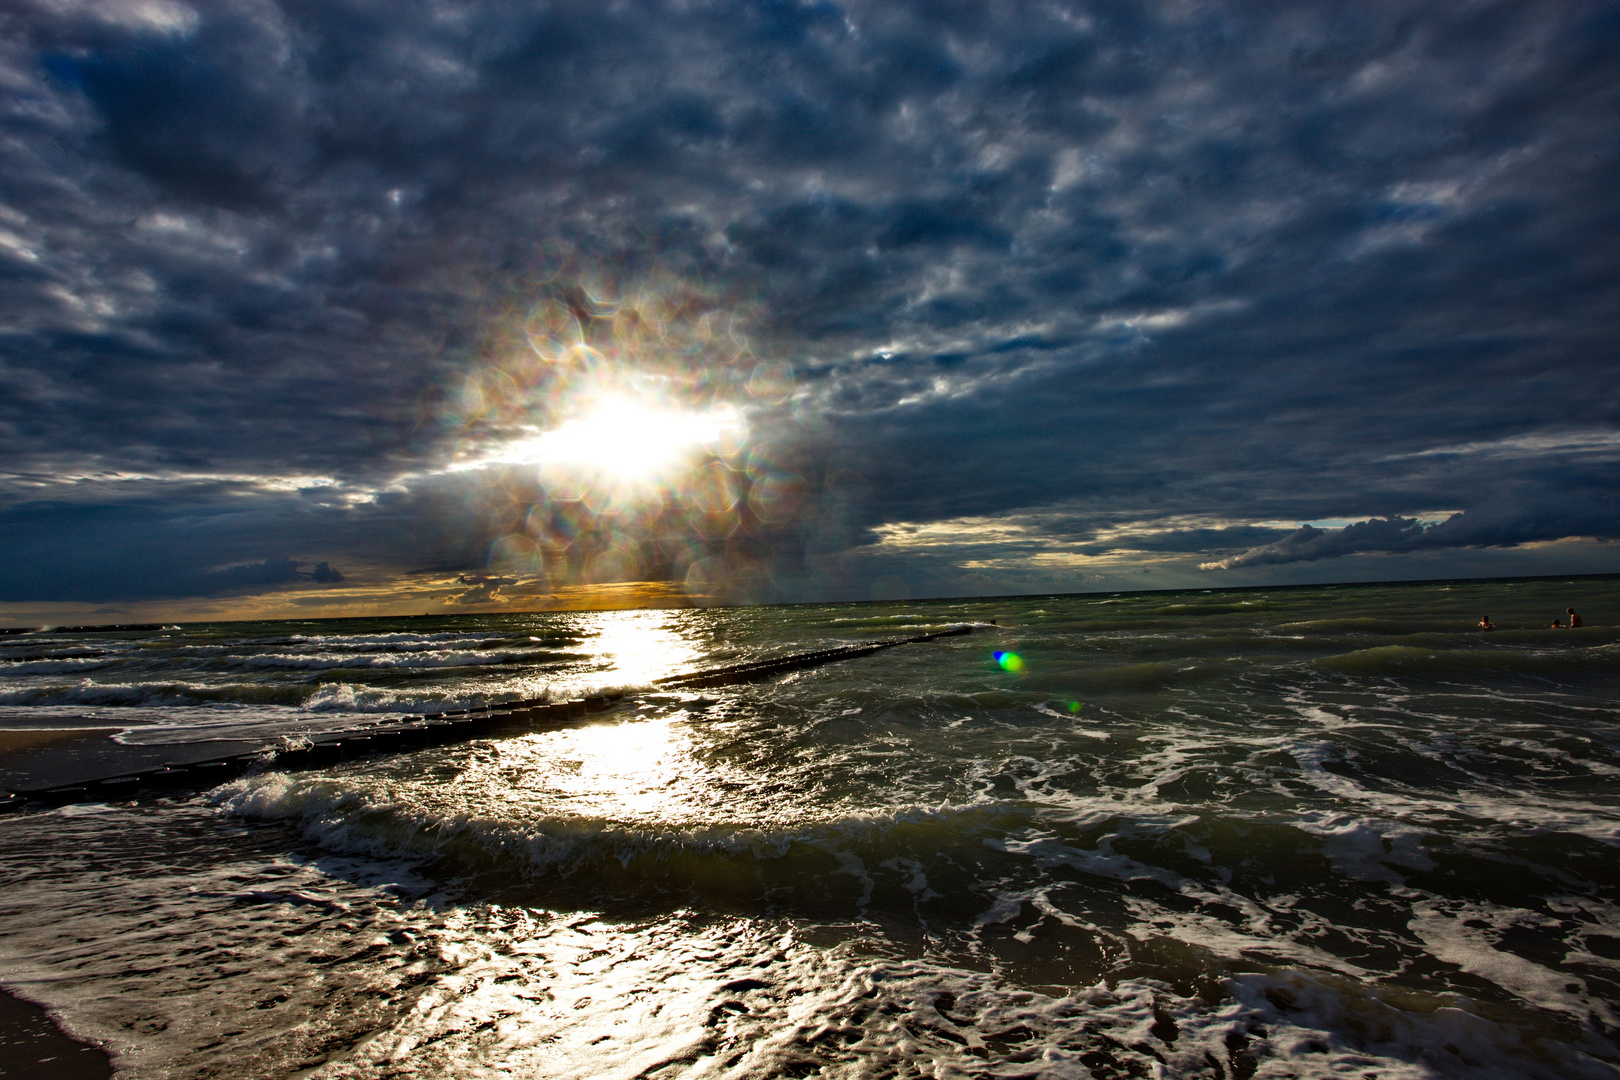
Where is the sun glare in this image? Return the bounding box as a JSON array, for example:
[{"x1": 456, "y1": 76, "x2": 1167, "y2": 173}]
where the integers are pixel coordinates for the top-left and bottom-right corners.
[
  {"x1": 536, "y1": 399, "x2": 740, "y2": 478},
  {"x1": 456, "y1": 398, "x2": 744, "y2": 483}
]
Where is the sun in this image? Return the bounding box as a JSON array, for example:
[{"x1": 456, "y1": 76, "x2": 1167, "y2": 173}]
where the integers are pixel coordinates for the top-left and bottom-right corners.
[
  {"x1": 533, "y1": 398, "x2": 741, "y2": 480},
  {"x1": 454, "y1": 396, "x2": 744, "y2": 485}
]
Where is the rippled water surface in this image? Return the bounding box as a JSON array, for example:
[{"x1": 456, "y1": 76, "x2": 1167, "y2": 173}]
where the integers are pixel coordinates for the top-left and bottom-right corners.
[{"x1": 2, "y1": 577, "x2": 1618, "y2": 1078}]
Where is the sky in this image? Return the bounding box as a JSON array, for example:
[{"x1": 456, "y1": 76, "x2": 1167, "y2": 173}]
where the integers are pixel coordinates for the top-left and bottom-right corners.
[{"x1": 1, "y1": 0, "x2": 1618, "y2": 623}]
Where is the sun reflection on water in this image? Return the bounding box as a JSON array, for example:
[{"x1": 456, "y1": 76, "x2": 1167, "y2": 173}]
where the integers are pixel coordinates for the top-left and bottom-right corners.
[
  {"x1": 524, "y1": 715, "x2": 699, "y2": 820},
  {"x1": 587, "y1": 608, "x2": 702, "y2": 686},
  {"x1": 480, "y1": 608, "x2": 729, "y2": 823}
]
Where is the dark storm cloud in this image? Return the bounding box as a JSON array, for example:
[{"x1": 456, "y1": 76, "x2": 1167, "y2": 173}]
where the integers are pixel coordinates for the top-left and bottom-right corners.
[
  {"x1": 0, "y1": 485, "x2": 354, "y2": 602},
  {"x1": 1203, "y1": 517, "x2": 1438, "y2": 571},
  {"x1": 1, "y1": 0, "x2": 1617, "y2": 606},
  {"x1": 201, "y1": 557, "x2": 332, "y2": 588},
  {"x1": 1205, "y1": 487, "x2": 1620, "y2": 569}
]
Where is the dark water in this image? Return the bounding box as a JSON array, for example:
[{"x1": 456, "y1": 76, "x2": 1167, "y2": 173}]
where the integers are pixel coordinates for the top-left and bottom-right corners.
[{"x1": 2, "y1": 577, "x2": 1618, "y2": 1078}]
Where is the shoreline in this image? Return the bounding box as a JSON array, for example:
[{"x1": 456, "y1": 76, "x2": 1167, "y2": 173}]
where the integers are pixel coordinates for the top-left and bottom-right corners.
[
  {"x1": 1, "y1": 736, "x2": 120, "y2": 1076},
  {"x1": 0, "y1": 988, "x2": 112, "y2": 1079}
]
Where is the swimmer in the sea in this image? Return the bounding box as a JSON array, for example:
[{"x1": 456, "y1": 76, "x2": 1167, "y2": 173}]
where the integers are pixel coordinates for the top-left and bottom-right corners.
[
  {"x1": 1567, "y1": 607, "x2": 1582, "y2": 628},
  {"x1": 1479, "y1": 615, "x2": 1494, "y2": 631}
]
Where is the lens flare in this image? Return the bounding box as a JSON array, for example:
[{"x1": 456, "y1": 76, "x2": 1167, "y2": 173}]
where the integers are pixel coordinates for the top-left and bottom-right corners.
[{"x1": 994, "y1": 651, "x2": 1024, "y2": 672}]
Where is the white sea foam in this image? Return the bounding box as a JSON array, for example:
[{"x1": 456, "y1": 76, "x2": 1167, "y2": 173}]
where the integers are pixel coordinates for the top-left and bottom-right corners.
[
  {"x1": 1285, "y1": 810, "x2": 1437, "y2": 882},
  {"x1": 0, "y1": 657, "x2": 118, "y2": 674},
  {"x1": 282, "y1": 631, "x2": 528, "y2": 650},
  {"x1": 1281, "y1": 735, "x2": 1620, "y2": 847},
  {"x1": 0, "y1": 679, "x2": 296, "y2": 708},
  {"x1": 234, "y1": 648, "x2": 547, "y2": 670},
  {"x1": 1407, "y1": 899, "x2": 1620, "y2": 1029}
]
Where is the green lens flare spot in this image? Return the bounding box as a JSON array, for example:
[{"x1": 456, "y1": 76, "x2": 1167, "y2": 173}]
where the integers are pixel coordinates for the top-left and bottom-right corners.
[
  {"x1": 1068, "y1": 700, "x2": 1082, "y2": 713},
  {"x1": 993, "y1": 651, "x2": 1024, "y2": 672}
]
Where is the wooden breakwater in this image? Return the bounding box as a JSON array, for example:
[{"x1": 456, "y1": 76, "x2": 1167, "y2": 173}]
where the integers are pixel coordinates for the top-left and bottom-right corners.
[
  {"x1": 654, "y1": 624, "x2": 974, "y2": 689},
  {"x1": 0, "y1": 625, "x2": 973, "y2": 810},
  {"x1": 0, "y1": 696, "x2": 617, "y2": 811}
]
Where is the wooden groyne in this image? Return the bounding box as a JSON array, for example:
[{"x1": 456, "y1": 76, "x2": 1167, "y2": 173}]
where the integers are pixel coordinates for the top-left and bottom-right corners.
[
  {"x1": 0, "y1": 625, "x2": 973, "y2": 810},
  {"x1": 654, "y1": 625, "x2": 973, "y2": 689},
  {"x1": 0, "y1": 696, "x2": 617, "y2": 811}
]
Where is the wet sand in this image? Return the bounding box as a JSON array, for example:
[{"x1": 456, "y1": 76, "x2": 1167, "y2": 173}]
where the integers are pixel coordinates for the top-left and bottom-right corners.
[
  {"x1": 0, "y1": 728, "x2": 263, "y2": 795},
  {"x1": 0, "y1": 728, "x2": 122, "y2": 760},
  {"x1": 0, "y1": 990, "x2": 112, "y2": 1079}
]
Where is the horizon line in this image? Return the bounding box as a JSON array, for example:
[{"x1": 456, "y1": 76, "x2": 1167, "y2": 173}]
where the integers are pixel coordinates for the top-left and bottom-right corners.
[{"x1": 3, "y1": 569, "x2": 1615, "y2": 632}]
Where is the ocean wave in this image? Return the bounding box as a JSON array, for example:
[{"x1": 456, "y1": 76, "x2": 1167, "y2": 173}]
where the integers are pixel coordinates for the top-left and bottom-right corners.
[
  {"x1": 1147, "y1": 601, "x2": 1273, "y2": 616},
  {"x1": 0, "y1": 657, "x2": 119, "y2": 675},
  {"x1": 823, "y1": 616, "x2": 935, "y2": 632},
  {"x1": 233, "y1": 649, "x2": 562, "y2": 671},
  {"x1": 0, "y1": 679, "x2": 311, "y2": 708},
  {"x1": 1315, "y1": 643, "x2": 1620, "y2": 679},
  {"x1": 828, "y1": 615, "x2": 929, "y2": 624},
  {"x1": 300, "y1": 630, "x2": 577, "y2": 650},
  {"x1": 196, "y1": 632, "x2": 534, "y2": 654},
  {"x1": 214, "y1": 771, "x2": 1013, "y2": 886},
  {"x1": 1276, "y1": 617, "x2": 1430, "y2": 635},
  {"x1": 0, "y1": 646, "x2": 115, "y2": 659},
  {"x1": 300, "y1": 683, "x2": 512, "y2": 713},
  {"x1": 0, "y1": 679, "x2": 517, "y2": 713},
  {"x1": 297, "y1": 635, "x2": 525, "y2": 653}
]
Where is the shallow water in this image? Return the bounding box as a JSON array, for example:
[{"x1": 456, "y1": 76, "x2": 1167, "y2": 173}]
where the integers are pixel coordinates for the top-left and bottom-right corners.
[{"x1": 2, "y1": 577, "x2": 1618, "y2": 1078}]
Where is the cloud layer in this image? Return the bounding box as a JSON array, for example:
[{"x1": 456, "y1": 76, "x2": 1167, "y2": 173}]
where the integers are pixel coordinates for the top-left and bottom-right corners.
[{"x1": 1, "y1": 0, "x2": 1617, "y2": 613}]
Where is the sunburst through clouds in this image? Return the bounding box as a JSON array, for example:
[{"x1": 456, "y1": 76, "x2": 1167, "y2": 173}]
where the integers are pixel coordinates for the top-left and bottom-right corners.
[{"x1": 438, "y1": 271, "x2": 814, "y2": 611}]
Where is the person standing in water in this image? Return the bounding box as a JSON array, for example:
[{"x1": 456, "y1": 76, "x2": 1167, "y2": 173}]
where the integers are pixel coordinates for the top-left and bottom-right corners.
[
  {"x1": 1480, "y1": 615, "x2": 1494, "y2": 631},
  {"x1": 1567, "y1": 607, "x2": 1582, "y2": 628}
]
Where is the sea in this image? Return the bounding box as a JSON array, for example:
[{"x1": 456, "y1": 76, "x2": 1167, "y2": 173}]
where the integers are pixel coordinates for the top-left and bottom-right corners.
[{"x1": 1, "y1": 575, "x2": 1617, "y2": 1079}]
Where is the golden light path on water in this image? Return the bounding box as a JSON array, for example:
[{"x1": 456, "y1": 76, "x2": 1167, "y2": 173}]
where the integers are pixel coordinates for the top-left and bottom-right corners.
[
  {"x1": 452, "y1": 609, "x2": 760, "y2": 829},
  {"x1": 500, "y1": 610, "x2": 740, "y2": 824},
  {"x1": 589, "y1": 607, "x2": 704, "y2": 685},
  {"x1": 497, "y1": 716, "x2": 706, "y2": 822}
]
